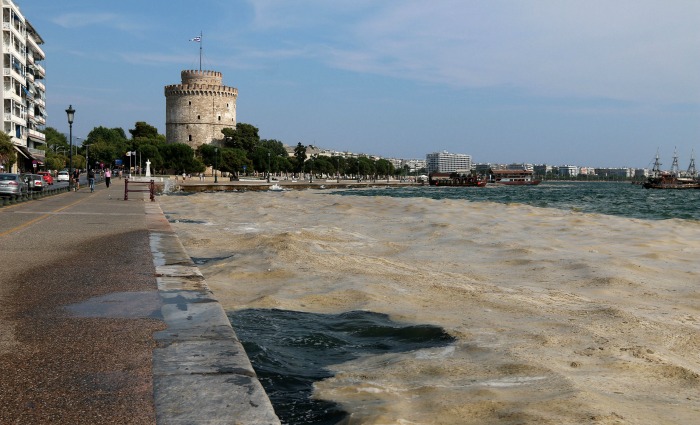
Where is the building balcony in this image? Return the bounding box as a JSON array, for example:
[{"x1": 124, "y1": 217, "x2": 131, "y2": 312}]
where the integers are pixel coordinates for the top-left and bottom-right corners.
[
  {"x1": 28, "y1": 128, "x2": 45, "y2": 142},
  {"x1": 4, "y1": 113, "x2": 26, "y2": 127},
  {"x1": 3, "y1": 67, "x2": 24, "y2": 82},
  {"x1": 32, "y1": 63, "x2": 45, "y2": 78},
  {"x1": 34, "y1": 80, "x2": 45, "y2": 91},
  {"x1": 26, "y1": 36, "x2": 45, "y2": 59},
  {"x1": 2, "y1": 22, "x2": 24, "y2": 40},
  {"x1": 4, "y1": 89, "x2": 22, "y2": 103}
]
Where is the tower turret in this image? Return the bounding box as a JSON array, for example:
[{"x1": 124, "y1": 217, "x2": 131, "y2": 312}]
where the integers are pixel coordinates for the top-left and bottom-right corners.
[{"x1": 164, "y1": 70, "x2": 237, "y2": 148}]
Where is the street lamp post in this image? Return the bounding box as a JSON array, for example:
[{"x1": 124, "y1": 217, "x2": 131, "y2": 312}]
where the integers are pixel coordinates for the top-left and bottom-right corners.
[
  {"x1": 267, "y1": 152, "x2": 271, "y2": 183},
  {"x1": 84, "y1": 143, "x2": 92, "y2": 173},
  {"x1": 214, "y1": 147, "x2": 218, "y2": 183},
  {"x1": 65, "y1": 105, "x2": 75, "y2": 191}
]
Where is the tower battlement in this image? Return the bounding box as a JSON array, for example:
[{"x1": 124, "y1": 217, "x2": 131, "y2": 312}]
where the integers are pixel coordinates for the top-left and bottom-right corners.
[
  {"x1": 164, "y1": 84, "x2": 238, "y2": 97},
  {"x1": 181, "y1": 69, "x2": 222, "y2": 86}
]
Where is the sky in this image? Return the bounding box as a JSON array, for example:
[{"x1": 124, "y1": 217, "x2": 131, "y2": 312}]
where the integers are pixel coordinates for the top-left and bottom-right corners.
[{"x1": 19, "y1": 0, "x2": 700, "y2": 168}]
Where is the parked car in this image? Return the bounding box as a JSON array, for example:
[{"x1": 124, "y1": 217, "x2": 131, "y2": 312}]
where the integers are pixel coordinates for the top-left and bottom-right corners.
[
  {"x1": 56, "y1": 170, "x2": 70, "y2": 182},
  {"x1": 0, "y1": 173, "x2": 28, "y2": 196},
  {"x1": 37, "y1": 171, "x2": 54, "y2": 185},
  {"x1": 22, "y1": 173, "x2": 44, "y2": 191}
]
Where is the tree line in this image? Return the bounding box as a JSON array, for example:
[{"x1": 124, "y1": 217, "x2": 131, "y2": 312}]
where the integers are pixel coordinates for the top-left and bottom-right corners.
[{"x1": 26, "y1": 121, "x2": 402, "y2": 179}]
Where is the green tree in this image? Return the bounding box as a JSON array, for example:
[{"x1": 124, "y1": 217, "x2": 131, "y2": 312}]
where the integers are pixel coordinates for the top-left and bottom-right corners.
[
  {"x1": 87, "y1": 126, "x2": 128, "y2": 145},
  {"x1": 44, "y1": 127, "x2": 69, "y2": 152},
  {"x1": 358, "y1": 156, "x2": 374, "y2": 178},
  {"x1": 222, "y1": 123, "x2": 260, "y2": 153},
  {"x1": 0, "y1": 131, "x2": 16, "y2": 171},
  {"x1": 293, "y1": 143, "x2": 307, "y2": 173},
  {"x1": 129, "y1": 121, "x2": 160, "y2": 140},
  {"x1": 219, "y1": 148, "x2": 252, "y2": 178},
  {"x1": 160, "y1": 143, "x2": 203, "y2": 174},
  {"x1": 196, "y1": 144, "x2": 220, "y2": 169},
  {"x1": 375, "y1": 158, "x2": 394, "y2": 177}
]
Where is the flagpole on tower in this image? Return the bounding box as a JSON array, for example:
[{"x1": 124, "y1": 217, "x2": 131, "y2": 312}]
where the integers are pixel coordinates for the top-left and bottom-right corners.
[{"x1": 190, "y1": 32, "x2": 203, "y2": 71}]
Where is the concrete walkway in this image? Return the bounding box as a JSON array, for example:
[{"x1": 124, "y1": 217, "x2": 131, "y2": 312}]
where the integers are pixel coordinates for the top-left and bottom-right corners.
[{"x1": 0, "y1": 178, "x2": 279, "y2": 424}]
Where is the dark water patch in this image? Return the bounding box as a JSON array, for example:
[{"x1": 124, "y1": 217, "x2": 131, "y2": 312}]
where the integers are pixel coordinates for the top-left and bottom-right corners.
[
  {"x1": 166, "y1": 218, "x2": 208, "y2": 224},
  {"x1": 228, "y1": 309, "x2": 455, "y2": 425},
  {"x1": 65, "y1": 291, "x2": 162, "y2": 319},
  {"x1": 333, "y1": 182, "x2": 700, "y2": 221},
  {"x1": 191, "y1": 255, "x2": 235, "y2": 265},
  {"x1": 162, "y1": 191, "x2": 197, "y2": 196}
]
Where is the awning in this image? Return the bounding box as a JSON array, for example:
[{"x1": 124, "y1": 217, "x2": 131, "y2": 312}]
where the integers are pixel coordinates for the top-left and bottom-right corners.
[{"x1": 13, "y1": 145, "x2": 29, "y2": 159}]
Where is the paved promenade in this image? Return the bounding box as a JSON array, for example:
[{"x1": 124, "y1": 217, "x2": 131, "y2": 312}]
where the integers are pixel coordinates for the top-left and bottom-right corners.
[{"x1": 0, "y1": 178, "x2": 279, "y2": 424}]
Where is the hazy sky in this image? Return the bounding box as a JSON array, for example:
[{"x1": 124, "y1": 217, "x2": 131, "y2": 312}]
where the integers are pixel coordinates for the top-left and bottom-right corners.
[{"x1": 20, "y1": 0, "x2": 700, "y2": 168}]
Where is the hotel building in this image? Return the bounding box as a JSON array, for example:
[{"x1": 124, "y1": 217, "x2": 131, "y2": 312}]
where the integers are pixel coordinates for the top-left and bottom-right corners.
[{"x1": 426, "y1": 151, "x2": 472, "y2": 174}]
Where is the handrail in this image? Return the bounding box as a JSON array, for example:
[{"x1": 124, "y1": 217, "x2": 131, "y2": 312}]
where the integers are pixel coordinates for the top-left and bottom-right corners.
[{"x1": 124, "y1": 178, "x2": 155, "y2": 201}]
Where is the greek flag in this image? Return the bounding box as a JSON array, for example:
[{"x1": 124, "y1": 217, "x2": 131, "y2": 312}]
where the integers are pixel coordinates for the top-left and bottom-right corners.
[{"x1": 189, "y1": 36, "x2": 201, "y2": 42}]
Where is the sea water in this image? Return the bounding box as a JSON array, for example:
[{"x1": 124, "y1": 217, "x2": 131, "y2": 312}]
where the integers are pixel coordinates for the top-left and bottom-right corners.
[{"x1": 160, "y1": 182, "x2": 700, "y2": 424}]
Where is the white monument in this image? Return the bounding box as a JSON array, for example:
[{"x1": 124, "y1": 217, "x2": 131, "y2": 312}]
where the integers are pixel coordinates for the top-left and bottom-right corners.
[{"x1": 145, "y1": 159, "x2": 152, "y2": 177}]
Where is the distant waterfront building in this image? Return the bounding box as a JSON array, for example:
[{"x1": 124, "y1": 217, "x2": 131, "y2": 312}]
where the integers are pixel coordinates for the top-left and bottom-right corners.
[
  {"x1": 2, "y1": 0, "x2": 46, "y2": 173},
  {"x1": 558, "y1": 165, "x2": 579, "y2": 177},
  {"x1": 594, "y1": 167, "x2": 634, "y2": 179},
  {"x1": 533, "y1": 164, "x2": 552, "y2": 177},
  {"x1": 426, "y1": 151, "x2": 472, "y2": 174},
  {"x1": 505, "y1": 163, "x2": 534, "y2": 172},
  {"x1": 164, "y1": 69, "x2": 237, "y2": 148},
  {"x1": 404, "y1": 159, "x2": 426, "y2": 173},
  {"x1": 634, "y1": 168, "x2": 650, "y2": 179},
  {"x1": 387, "y1": 158, "x2": 426, "y2": 174}
]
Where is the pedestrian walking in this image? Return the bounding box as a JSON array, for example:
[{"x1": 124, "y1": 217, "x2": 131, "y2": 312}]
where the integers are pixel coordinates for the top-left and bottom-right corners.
[
  {"x1": 105, "y1": 168, "x2": 111, "y2": 188},
  {"x1": 88, "y1": 168, "x2": 96, "y2": 192}
]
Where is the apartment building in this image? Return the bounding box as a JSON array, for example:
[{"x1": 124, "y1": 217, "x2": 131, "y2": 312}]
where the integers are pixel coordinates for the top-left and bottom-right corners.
[
  {"x1": 2, "y1": 0, "x2": 46, "y2": 173},
  {"x1": 426, "y1": 150, "x2": 472, "y2": 174}
]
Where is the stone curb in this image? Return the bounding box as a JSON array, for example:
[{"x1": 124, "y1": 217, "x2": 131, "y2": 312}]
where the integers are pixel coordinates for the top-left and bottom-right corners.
[{"x1": 144, "y1": 201, "x2": 280, "y2": 424}]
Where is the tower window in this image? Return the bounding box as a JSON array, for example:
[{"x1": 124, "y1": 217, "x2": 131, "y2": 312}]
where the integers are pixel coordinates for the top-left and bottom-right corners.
[
  {"x1": 188, "y1": 135, "x2": 192, "y2": 141},
  {"x1": 188, "y1": 101, "x2": 192, "y2": 106},
  {"x1": 218, "y1": 116, "x2": 221, "y2": 121},
  {"x1": 197, "y1": 115, "x2": 201, "y2": 119}
]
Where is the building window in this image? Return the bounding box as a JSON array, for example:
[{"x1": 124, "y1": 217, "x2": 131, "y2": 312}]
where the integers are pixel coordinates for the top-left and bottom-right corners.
[
  {"x1": 197, "y1": 115, "x2": 201, "y2": 120},
  {"x1": 218, "y1": 116, "x2": 221, "y2": 121},
  {"x1": 188, "y1": 101, "x2": 191, "y2": 106},
  {"x1": 188, "y1": 135, "x2": 192, "y2": 141}
]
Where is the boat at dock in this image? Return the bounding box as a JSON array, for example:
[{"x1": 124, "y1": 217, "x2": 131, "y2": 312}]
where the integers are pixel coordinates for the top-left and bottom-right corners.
[
  {"x1": 428, "y1": 172, "x2": 486, "y2": 187},
  {"x1": 642, "y1": 151, "x2": 700, "y2": 189},
  {"x1": 490, "y1": 169, "x2": 541, "y2": 185}
]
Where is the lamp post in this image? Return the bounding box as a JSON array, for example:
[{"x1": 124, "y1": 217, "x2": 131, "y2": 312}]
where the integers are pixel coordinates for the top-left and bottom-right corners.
[
  {"x1": 65, "y1": 105, "x2": 75, "y2": 191},
  {"x1": 214, "y1": 147, "x2": 218, "y2": 183},
  {"x1": 84, "y1": 143, "x2": 92, "y2": 173},
  {"x1": 336, "y1": 157, "x2": 340, "y2": 183},
  {"x1": 267, "y1": 152, "x2": 271, "y2": 183}
]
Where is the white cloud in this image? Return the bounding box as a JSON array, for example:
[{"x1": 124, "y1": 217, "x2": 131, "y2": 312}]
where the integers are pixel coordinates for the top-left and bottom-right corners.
[{"x1": 245, "y1": 0, "x2": 700, "y2": 105}]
